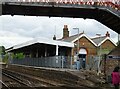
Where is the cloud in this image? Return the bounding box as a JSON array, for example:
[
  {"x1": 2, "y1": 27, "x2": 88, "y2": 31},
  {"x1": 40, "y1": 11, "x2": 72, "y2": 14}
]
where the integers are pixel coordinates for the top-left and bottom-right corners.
[
  {"x1": 0, "y1": 37, "x2": 33, "y2": 49},
  {"x1": 0, "y1": 15, "x2": 118, "y2": 48}
]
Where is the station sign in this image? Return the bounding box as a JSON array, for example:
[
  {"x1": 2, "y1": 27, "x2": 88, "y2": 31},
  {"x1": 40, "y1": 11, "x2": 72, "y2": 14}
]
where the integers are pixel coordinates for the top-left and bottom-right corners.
[{"x1": 108, "y1": 55, "x2": 120, "y2": 60}]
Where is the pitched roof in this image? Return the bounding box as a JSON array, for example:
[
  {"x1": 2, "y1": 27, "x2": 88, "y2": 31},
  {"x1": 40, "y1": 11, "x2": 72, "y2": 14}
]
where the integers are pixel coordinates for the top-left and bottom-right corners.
[
  {"x1": 58, "y1": 33, "x2": 83, "y2": 42},
  {"x1": 107, "y1": 44, "x2": 120, "y2": 60},
  {"x1": 58, "y1": 33, "x2": 97, "y2": 46},
  {"x1": 91, "y1": 36, "x2": 117, "y2": 46},
  {"x1": 58, "y1": 33, "x2": 117, "y2": 47},
  {"x1": 91, "y1": 36, "x2": 106, "y2": 45}
]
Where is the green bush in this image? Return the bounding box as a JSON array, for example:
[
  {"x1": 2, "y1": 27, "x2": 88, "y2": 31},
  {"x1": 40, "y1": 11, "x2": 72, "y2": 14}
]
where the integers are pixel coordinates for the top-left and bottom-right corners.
[
  {"x1": 14, "y1": 53, "x2": 25, "y2": 59},
  {"x1": 3, "y1": 54, "x2": 9, "y2": 63}
]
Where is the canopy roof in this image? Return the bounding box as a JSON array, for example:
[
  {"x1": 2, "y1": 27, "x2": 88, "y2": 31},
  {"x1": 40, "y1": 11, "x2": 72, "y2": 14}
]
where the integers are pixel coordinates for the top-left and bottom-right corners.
[{"x1": 7, "y1": 37, "x2": 74, "y2": 52}]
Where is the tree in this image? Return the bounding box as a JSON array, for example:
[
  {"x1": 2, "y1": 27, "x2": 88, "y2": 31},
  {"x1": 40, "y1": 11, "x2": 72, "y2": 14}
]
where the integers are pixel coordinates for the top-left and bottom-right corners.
[
  {"x1": 0, "y1": 46, "x2": 6, "y2": 62},
  {"x1": 0, "y1": 46, "x2": 6, "y2": 55}
]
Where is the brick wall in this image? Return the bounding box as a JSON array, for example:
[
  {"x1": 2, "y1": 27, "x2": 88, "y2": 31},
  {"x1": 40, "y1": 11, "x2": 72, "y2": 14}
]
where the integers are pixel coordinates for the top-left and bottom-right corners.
[
  {"x1": 73, "y1": 37, "x2": 97, "y2": 56},
  {"x1": 97, "y1": 40, "x2": 116, "y2": 56},
  {"x1": 105, "y1": 59, "x2": 119, "y2": 76},
  {"x1": 72, "y1": 37, "x2": 97, "y2": 65}
]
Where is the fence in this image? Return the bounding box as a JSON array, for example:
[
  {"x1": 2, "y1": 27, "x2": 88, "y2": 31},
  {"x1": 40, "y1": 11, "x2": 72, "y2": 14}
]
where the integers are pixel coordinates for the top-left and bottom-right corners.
[
  {"x1": 10, "y1": 55, "x2": 102, "y2": 70},
  {"x1": 10, "y1": 56, "x2": 73, "y2": 69},
  {"x1": 87, "y1": 55, "x2": 99, "y2": 70}
]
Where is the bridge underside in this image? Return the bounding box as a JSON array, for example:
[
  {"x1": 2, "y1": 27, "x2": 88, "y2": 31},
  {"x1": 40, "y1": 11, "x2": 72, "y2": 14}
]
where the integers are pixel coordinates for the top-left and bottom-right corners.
[{"x1": 2, "y1": 4, "x2": 120, "y2": 34}]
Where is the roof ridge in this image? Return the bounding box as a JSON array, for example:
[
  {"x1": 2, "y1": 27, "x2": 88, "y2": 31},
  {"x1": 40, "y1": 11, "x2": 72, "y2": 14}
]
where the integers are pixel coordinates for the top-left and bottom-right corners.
[
  {"x1": 57, "y1": 32, "x2": 84, "y2": 40},
  {"x1": 91, "y1": 36, "x2": 106, "y2": 40},
  {"x1": 63, "y1": 32, "x2": 84, "y2": 39}
]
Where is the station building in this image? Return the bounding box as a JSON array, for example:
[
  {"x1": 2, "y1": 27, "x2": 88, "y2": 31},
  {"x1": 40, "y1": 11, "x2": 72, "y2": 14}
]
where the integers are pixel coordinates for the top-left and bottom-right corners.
[
  {"x1": 7, "y1": 25, "x2": 117, "y2": 69},
  {"x1": 58, "y1": 25, "x2": 117, "y2": 69}
]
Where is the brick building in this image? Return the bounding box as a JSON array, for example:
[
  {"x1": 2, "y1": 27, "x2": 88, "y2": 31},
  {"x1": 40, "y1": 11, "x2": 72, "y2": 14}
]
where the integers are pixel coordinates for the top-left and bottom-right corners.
[{"x1": 58, "y1": 25, "x2": 117, "y2": 69}]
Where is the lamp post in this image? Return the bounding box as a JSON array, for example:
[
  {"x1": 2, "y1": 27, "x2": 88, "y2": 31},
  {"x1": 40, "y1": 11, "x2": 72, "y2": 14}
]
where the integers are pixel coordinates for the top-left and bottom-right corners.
[
  {"x1": 96, "y1": 33, "x2": 101, "y2": 75},
  {"x1": 73, "y1": 28, "x2": 80, "y2": 55},
  {"x1": 73, "y1": 28, "x2": 80, "y2": 70}
]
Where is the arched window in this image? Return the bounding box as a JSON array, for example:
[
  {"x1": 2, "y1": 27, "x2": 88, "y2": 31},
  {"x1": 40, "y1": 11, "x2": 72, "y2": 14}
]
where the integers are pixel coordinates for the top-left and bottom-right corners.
[{"x1": 79, "y1": 48, "x2": 87, "y2": 54}]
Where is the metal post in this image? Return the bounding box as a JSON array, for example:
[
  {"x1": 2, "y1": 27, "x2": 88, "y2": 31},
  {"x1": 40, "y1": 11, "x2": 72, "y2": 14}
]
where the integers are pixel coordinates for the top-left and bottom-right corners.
[
  {"x1": 118, "y1": 33, "x2": 120, "y2": 45},
  {"x1": 96, "y1": 34, "x2": 101, "y2": 75},
  {"x1": 73, "y1": 28, "x2": 80, "y2": 70},
  {"x1": 56, "y1": 45, "x2": 58, "y2": 56},
  {"x1": 70, "y1": 56, "x2": 72, "y2": 69},
  {"x1": 73, "y1": 28, "x2": 79, "y2": 55},
  {"x1": 62, "y1": 56, "x2": 64, "y2": 69},
  {"x1": 104, "y1": 54, "x2": 107, "y2": 79},
  {"x1": 118, "y1": 34, "x2": 120, "y2": 66}
]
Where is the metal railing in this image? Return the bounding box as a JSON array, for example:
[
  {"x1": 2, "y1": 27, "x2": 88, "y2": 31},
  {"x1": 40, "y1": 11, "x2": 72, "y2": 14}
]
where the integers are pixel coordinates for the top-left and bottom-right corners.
[
  {"x1": 10, "y1": 56, "x2": 73, "y2": 69},
  {"x1": 10, "y1": 55, "x2": 101, "y2": 71}
]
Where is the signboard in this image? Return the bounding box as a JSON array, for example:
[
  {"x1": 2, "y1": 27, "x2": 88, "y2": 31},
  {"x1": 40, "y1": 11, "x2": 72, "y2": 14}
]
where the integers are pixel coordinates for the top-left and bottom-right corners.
[{"x1": 108, "y1": 55, "x2": 120, "y2": 59}]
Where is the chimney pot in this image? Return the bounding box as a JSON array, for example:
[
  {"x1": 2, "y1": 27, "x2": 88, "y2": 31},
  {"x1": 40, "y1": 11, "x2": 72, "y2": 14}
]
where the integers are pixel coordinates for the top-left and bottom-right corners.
[
  {"x1": 63, "y1": 25, "x2": 69, "y2": 39},
  {"x1": 106, "y1": 31, "x2": 110, "y2": 37},
  {"x1": 53, "y1": 35, "x2": 56, "y2": 40},
  {"x1": 64, "y1": 25, "x2": 68, "y2": 29}
]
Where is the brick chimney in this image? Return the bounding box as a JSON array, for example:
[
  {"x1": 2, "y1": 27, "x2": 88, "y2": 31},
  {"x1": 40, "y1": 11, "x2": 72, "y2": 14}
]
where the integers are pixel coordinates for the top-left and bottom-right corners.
[
  {"x1": 63, "y1": 25, "x2": 69, "y2": 39},
  {"x1": 106, "y1": 31, "x2": 110, "y2": 37}
]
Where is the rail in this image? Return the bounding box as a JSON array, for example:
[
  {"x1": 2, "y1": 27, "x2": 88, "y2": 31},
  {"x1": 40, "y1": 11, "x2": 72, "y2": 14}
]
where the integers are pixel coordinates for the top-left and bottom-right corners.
[
  {"x1": 0, "y1": 80, "x2": 10, "y2": 89},
  {"x1": 2, "y1": 71, "x2": 33, "y2": 87},
  {"x1": 2, "y1": 69, "x2": 57, "y2": 87}
]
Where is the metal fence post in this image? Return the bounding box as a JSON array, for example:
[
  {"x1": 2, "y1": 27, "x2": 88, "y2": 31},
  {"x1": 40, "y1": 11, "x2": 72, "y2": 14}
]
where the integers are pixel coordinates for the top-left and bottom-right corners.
[
  {"x1": 70, "y1": 56, "x2": 73, "y2": 69},
  {"x1": 61, "y1": 56, "x2": 64, "y2": 69}
]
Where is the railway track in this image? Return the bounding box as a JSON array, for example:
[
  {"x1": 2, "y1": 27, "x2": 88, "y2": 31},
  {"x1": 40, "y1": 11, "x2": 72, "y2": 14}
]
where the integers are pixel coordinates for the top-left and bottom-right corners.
[
  {"x1": 0, "y1": 80, "x2": 10, "y2": 89},
  {"x1": 2, "y1": 72, "x2": 33, "y2": 87},
  {"x1": 2, "y1": 68, "x2": 58, "y2": 87},
  {"x1": 1, "y1": 67, "x2": 104, "y2": 89}
]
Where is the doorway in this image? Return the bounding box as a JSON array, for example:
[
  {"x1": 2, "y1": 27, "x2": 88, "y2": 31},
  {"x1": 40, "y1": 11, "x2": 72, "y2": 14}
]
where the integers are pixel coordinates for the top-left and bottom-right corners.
[{"x1": 78, "y1": 48, "x2": 87, "y2": 69}]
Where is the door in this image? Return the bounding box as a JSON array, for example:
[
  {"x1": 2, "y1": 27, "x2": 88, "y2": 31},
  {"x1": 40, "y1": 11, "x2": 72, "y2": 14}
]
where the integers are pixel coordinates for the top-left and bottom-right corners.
[{"x1": 78, "y1": 48, "x2": 87, "y2": 69}]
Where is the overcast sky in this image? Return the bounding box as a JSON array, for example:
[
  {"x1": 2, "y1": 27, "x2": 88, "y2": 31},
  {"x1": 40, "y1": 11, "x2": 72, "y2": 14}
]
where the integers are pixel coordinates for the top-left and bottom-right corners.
[{"x1": 0, "y1": 15, "x2": 118, "y2": 48}]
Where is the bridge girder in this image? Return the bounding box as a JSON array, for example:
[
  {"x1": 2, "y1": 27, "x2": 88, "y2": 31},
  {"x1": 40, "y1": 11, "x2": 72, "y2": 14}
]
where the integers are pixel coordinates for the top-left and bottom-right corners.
[{"x1": 1, "y1": 2, "x2": 120, "y2": 34}]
